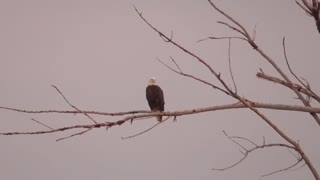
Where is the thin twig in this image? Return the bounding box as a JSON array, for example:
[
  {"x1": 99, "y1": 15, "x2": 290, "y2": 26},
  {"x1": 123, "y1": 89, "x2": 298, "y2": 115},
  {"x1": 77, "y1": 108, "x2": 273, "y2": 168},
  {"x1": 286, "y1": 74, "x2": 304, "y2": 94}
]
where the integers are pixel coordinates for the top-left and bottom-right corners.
[
  {"x1": 282, "y1": 37, "x2": 320, "y2": 103},
  {"x1": 223, "y1": 130, "x2": 248, "y2": 151},
  {"x1": 197, "y1": 36, "x2": 247, "y2": 42},
  {"x1": 252, "y1": 24, "x2": 257, "y2": 41},
  {"x1": 217, "y1": 21, "x2": 246, "y2": 36},
  {"x1": 208, "y1": 1, "x2": 253, "y2": 42},
  {"x1": 288, "y1": 163, "x2": 306, "y2": 171},
  {"x1": 170, "y1": 56, "x2": 182, "y2": 73},
  {"x1": 229, "y1": 135, "x2": 259, "y2": 147},
  {"x1": 212, "y1": 153, "x2": 248, "y2": 171},
  {"x1": 228, "y1": 38, "x2": 237, "y2": 93},
  {"x1": 52, "y1": 85, "x2": 97, "y2": 124},
  {"x1": 288, "y1": 148, "x2": 300, "y2": 160},
  {"x1": 261, "y1": 157, "x2": 303, "y2": 179},
  {"x1": 30, "y1": 118, "x2": 54, "y2": 130},
  {"x1": 56, "y1": 127, "x2": 94, "y2": 142},
  {"x1": 282, "y1": 37, "x2": 307, "y2": 89},
  {"x1": 121, "y1": 117, "x2": 170, "y2": 140}
]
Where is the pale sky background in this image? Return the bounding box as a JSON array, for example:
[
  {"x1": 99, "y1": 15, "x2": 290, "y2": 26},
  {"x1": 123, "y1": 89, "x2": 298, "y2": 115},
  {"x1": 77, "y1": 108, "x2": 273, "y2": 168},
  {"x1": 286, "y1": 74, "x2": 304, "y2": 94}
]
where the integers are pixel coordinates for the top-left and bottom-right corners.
[{"x1": 0, "y1": 0, "x2": 319, "y2": 179}]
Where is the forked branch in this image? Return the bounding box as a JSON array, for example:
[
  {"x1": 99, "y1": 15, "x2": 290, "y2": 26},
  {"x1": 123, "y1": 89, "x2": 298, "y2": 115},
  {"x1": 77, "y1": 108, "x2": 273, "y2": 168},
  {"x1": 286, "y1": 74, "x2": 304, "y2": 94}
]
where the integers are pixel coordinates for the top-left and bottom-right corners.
[
  {"x1": 207, "y1": 0, "x2": 320, "y2": 126},
  {"x1": 213, "y1": 131, "x2": 303, "y2": 179}
]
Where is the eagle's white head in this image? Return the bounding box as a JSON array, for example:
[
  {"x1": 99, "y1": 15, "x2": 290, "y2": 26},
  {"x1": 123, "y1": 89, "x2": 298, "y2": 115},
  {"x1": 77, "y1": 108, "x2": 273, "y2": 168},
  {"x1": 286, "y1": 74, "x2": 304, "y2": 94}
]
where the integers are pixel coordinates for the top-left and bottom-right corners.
[{"x1": 148, "y1": 77, "x2": 157, "y2": 85}]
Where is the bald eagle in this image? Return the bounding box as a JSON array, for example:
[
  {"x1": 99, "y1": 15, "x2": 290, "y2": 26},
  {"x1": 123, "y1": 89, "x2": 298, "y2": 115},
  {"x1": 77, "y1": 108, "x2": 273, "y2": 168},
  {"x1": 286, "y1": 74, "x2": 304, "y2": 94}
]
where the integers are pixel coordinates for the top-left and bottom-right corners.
[{"x1": 146, "y1": 77, "x2": 165, "y2": 122}]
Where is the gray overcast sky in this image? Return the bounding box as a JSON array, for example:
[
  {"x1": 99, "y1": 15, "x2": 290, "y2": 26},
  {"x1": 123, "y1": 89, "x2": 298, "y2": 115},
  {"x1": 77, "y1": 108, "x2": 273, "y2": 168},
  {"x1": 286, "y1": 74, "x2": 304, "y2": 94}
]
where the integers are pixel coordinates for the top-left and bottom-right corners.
[{"x1": 0, "y1": 0, "x2": 319, "y2": 179}]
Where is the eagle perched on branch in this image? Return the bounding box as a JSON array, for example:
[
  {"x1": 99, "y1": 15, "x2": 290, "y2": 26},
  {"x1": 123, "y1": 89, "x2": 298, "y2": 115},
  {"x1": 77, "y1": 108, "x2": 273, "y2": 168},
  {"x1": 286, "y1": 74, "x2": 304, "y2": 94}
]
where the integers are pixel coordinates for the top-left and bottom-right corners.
[{"x1": 146, "y1": 77, "x2": 165, "y2": 122}]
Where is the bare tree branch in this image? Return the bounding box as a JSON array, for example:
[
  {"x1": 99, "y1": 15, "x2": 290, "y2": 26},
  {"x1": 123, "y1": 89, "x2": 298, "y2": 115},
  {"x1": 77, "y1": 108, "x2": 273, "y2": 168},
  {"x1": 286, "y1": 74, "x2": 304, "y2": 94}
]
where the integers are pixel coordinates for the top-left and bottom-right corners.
[
  {"x1": 227, "y1": 38, "x2": 237, "y2": 93},
  {"x1": 219, "y1": 132, "x2": 305, "y2": 179},
  {"x1": 56, "y1": 127, "x2": 94, "y2": 142},
  {"x1": 213, "y1": 131, "x2": 297, "y2": 172},
  {"x1": 297, "y1": 0, "x2": 320, "y2": 33},
  {"x1": 283, "y1": 37, "x2": 304, "y2": 86},
  {"x1": 256, "y1": 72, "x2": 320, "y2": 103},
  {"x1": 3, "y1": 101, "x2": 320, "y2": 137},
  {"x1": 212, "y1": 153, "x2": 248, "y2": 171},
  {"x1": 217, "y1": 21, "x2": 246, "y2": 36},
  {"x1": 52, "y1": 85, "x2": 98, "y2": 124},
  {"x1": 208, "y1": 0, "x2": 320, "y2": 126},
  {"x1": 296, "y1": 1, "x2": 313, "y2": 15},
  {"x1": 261, "y1": 157, "x2": 303, "y2": 179},
  {"x1": 289, "y1": 162, "x2": 307, "y2": 171},
  {"x1": 0, "y1": 2, "x2": 317, "y2": 179},
  {"x1": 207, "y1": 1, "x2": 319, "y2": 178},
  {"x1": 0, "y1": 106, "x2": 148, "y2": 116},
  {"x1": 121, "y1": 117, "x2": 170, "y2": 140},
  {"x1": 134, "y1": 5, "x2": 235, "y2": 98},
  {"x1": 197, "y1": 36, "x2": 247, "y2": 42},
  {"x1": 301, "y1": 0, "x2": 314, "y2": 11},
  {"x1": 207, "y1": 3, "x2": 252, "y2": 40},
  {"x1": 3, "y1": 101, "x2": 320, "y2": 120},
  {"x1": 226, "y1": 133, "x2": 258, "y2": 147},
  {"x1": 288, "y1": 148, "x2": 301, "y2": 160},
  {"x1": 157, "y1": 57, "x2": 231, "y2": 95},
  {"x1": 223, "y1": 130, "x2": 248, "y2": 151},
  {"x1": 30, "y1": 118, "x2": 54, "y2": 130},
  {"x1": 282, "y1": 37, "x2": 312, "y2": 93}
]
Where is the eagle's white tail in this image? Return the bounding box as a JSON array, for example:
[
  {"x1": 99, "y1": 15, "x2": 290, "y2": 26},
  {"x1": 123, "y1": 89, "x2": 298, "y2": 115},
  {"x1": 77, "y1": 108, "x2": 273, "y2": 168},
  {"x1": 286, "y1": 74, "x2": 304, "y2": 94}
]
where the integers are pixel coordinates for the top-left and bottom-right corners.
[{"x1": 156, "y1": 115, "x2": 162, "y2": 122}]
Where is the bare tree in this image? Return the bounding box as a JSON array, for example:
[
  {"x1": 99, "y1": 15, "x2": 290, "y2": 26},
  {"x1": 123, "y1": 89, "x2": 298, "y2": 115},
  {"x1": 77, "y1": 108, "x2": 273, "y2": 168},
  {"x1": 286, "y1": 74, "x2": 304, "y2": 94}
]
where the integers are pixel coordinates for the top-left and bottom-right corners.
[{"x1": 0, "y1": 1, "x2": 319, "y2": 179}]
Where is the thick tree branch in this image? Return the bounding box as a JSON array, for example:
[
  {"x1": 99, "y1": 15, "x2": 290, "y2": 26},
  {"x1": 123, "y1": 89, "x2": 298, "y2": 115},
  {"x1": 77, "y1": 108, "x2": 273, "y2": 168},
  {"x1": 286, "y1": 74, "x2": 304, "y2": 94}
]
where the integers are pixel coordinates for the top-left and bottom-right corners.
[
  {"x1": 2, "y1": 101, "x2": 320, "y2": 138},
  {"x1": 2, "y1": 101, "x2": 320, "y2": 119},
  {"x1": 0, "y1": 106, "x2": 148, "y2": 116}
]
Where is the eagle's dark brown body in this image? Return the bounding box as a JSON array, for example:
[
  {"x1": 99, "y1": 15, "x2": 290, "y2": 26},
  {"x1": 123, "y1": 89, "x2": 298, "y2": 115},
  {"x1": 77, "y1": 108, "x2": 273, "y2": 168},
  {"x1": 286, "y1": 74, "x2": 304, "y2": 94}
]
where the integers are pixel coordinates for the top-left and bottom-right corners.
[{"x1": 146, "y1": 85, "x2": 165, "y2": 121}]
